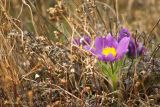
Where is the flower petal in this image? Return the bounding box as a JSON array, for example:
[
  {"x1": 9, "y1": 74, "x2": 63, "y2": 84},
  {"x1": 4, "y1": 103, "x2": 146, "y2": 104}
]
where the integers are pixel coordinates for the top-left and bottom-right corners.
[
  {"x1": 104, "y1": 54, "x2": 115, "y2": 62},
  {"x1": 83, "y1": 45, "x2": 91, "y2": 51},
  {"x1": 97, "y1": 55, "x2": 106, "y2": 61},
  {"x1": 105, "y1": 33, "x2": 118, "y2": 48},
  {"x1": 73, "y1": 36, "x2": 91, "y2": 46},
  {"x1": 80, "y1": 36, "x2": 91, "y2": 46},
  {"x1": 83, "y1": 45, "x2": 101, "y2": 56},
  {"x1": 97, "y1": 54, "x2": 115, "y2": 62},
  {"x1": 137, "y1": 43, "x2": 145, "y2": 56},
  {"x1": 94, "y1": 36, "x2": 105, "y2": 53},
  {"x1": 128, "y1": 39, "x2": 136, "y2": 57},
  {"x1": 127, "y1": 39, "x2": 145, "y2": 57},
  {"x1": 118, "y1": 28, "x2": 130, "y2": 42},
  {"x1": 116, "y1": 37, "x2": 130, "y2": 59}
]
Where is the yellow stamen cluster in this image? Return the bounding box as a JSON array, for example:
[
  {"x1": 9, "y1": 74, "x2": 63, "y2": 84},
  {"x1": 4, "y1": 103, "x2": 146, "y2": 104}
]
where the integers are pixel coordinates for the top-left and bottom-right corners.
[{"x1": 102, "y1": 47, "x2": 116, "y2": 56}]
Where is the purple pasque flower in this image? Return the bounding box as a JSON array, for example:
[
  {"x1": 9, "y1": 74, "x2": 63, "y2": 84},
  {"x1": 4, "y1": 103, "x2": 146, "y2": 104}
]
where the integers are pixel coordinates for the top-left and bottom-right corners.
[
  {"x1": 73, "y1": 36, "x2": 90, "y2": 47},
  {"x1": 84, "y1": 33, "x2": 130, "y2": 62},
  {"x1": 118, "y1": 28, "x2": 145, "y2": 57}
]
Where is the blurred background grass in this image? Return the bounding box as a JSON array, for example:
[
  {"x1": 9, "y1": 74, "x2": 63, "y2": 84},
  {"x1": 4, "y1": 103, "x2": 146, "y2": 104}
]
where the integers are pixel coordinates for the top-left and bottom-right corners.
[
  {"x1": 3, "y1": 0, "x2": 160, "y2": 40},
  {"x1": 6, "y1": 0, "x2": 160, "y2": 39}
]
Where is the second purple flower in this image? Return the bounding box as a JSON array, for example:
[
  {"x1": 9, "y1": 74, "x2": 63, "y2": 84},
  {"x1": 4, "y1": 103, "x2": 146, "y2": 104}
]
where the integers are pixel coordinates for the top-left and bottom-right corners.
[{"x1": 118, "y1": 28, "x2": 145, "y2": 58}]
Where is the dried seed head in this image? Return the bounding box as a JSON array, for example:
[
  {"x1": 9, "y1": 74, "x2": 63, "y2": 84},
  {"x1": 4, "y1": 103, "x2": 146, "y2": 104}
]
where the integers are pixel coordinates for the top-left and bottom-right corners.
[
  {"x1": 135, "y1": 81, "x2": 140, "y2": 88},
  {"x1": 140, "y1": 70, "x2": 146, "y2": 75},
  {"x1": 60, "y1": 78, "x2": 66, "y2": 84},
  {"x1": 35, "y1": 74, "x2": 40, "y2": 79},
  {"x1": 83, "y1": 86, "x2": 90, "y2": 92},
  {"x1": 70, "y1": 68, "x2": 75, "y2": 73}
]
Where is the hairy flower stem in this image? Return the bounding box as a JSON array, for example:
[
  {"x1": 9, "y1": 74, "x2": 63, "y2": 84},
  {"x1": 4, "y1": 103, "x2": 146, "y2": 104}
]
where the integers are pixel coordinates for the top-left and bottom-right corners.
[{"x1": 110, "y1": 63, "x2": 117, "y2": 91}]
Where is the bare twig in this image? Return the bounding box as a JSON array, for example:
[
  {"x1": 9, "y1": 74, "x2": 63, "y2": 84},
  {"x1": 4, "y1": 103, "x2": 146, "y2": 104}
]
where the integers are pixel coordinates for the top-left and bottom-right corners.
[{"x1": 22, "y1": 0, "x2": 39, "y2": 37}]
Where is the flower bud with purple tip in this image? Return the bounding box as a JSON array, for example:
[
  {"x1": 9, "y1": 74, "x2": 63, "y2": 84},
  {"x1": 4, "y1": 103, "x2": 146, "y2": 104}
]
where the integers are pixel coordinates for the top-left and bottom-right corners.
[{"x1": 118, "y1": 28, "x2": 130, "y2": 42}]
